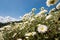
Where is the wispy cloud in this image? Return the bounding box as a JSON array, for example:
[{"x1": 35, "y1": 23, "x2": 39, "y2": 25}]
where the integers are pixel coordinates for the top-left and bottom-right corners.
[{"x1": 0, "y1": 16, "x2": 21, "y2": 23}]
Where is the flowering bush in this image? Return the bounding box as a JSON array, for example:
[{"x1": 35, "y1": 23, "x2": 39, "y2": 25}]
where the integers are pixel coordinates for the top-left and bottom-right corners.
[{"x1": 0, "y1": 0, "x2": 60, "y2": 40}]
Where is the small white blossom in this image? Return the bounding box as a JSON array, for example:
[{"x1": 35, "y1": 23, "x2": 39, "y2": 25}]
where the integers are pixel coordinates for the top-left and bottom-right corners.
[
  {"x1": 0, "y1": 28, "x2": 4, "y2": 31},
  {"x1": 25, "y1": 32, "x2": 36, "y2": 36},
  {"x1": 35, "y1": 10, "x2": 48, "y2": 17},
  {"x1": 12, "y1": 33, "x2": 17, "y2": 38},
  {"x1": 40, "y1": 7, "x2": 44, "y2": 11},
  {"x1": 45, "y1": 14, "x2": 53, "y2": 20},
  {"x1": 24, "y1": 21, "x2": 29, "y2": 24},
  {"x1": 56, "y1": 3, "x2": 60, "y2": 9},
  {"x1": 37, "y1": 24, "x2": 48, "y2": 33},
  {"x1": 25, "y1": 37, "x2": 29, "y2": 39},
  {"x1": 4, "y1": 25, "x2": 11, "y2": 28},
  {"x1": 3, "y1": 25, "x2": 12, "y2": 30},
  {"x1": 20, "y1": 26, "x2": 25, "y2": 30},
  {"x1": 32, "y1": 8, "x2": 36, "y2": 11},
  {"x1": 58, "y1": 28, "x2": 60, "y2": 30},
  {"x1": 30, "y1": 18, "x2": 35, "y2": 22},
  {"x1": 17, "y1": 38, "x2": 22, "y2": 40},
  {"x1": 32, "y1": 32, "x2": 36, "y2": 35},
  {"x1": 46, "y1": 0, "x2": 59, "y2": 7},
  {"x1": 25, "y1": 33, "x2": 32, "y2": 36},
  {"x1": 49, "y1": 8, "x2": 56, "y2": 13},
  {"x1": 40, "y1": 10, "x2": 48, "y2": 14}
]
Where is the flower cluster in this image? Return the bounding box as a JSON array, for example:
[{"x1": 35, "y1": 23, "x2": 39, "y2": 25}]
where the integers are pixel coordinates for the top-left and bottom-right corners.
[{"x1": 0, "y1": 0, "x2": 60, "y2": 40}]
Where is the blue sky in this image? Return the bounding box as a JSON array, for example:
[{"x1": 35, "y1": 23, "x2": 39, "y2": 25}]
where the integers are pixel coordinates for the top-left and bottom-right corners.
[{"x1": 0, "y1": 0, "x2": 60, "y2": 18}]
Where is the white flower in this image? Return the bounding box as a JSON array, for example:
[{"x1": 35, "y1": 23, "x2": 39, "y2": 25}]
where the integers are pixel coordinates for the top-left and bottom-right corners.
[
  {"x1": 40, "y1": 7, "x2": 44, "y2": 11},
  {"x1": 37, "y1": 24, "x2": 48, "y2": 33},
  {"x1": 58, "y1": 27, "x2": 60, "y2": 30},
  {"x1": 25, "y1": 33, "x2": 32, "y2": 36},
  {"x1": 25, "y1": 37, "x2": 29, "y2": 39},
  {"x1": 0, "y1": 28, "x2": 4, "y2": 31},
  {"x1": 32, "y1": 8, "x2": 36, "y2": 11},
  {"x1": 24, "y1": 21, "x2": 29, "y2": 24},
  {"x1": 0, "y1": 25, "x2": 11, "y2": 31},
  {"x1": 20, "y1": 25, "x2": 25, "y2": 30},
  {"x1": 35, "y1": 10, "x2": 48, "y2": 17},
  {"x1": 12, "y1": 33, "x2": 17, "y2": 38},
  {"x1": 30, "y1": 18, "x2": 35, "y2": 22},
  {"x1": 56, "y1": 3, "x2": 60, "y2": 9},
  {"x1": 49, "y1": 8, "x2": 56, "y2": 13},
  {"x1": 3, "y1": 25, "x2": 12, "y2": 30},
  {"x1": 25, "y1": 32, "x2": 36, "y2": 36},
  {"x1": 45, "y1": 14, "x2": 53, "y2": 20},
  {"x1": 4, "y1": 25, "x2": 11, "y2": 28},
  {"x1": 32, "y1": 32, "x2": 36, "y2": 35},
  {"x1": 17, "y1": 38, "x2": 22, "y2": 40},
  {"x1": 40, "y1": 10, "x2": 48, "y2": 14},
  {"x1": 46, "y1": 0, "x2": 59, "y2": 7}
]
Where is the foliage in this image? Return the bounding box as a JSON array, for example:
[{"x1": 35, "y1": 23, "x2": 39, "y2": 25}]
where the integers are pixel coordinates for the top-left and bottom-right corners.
[{"x1": 0, "y1": 0, "x2": 60, "y2": 40}]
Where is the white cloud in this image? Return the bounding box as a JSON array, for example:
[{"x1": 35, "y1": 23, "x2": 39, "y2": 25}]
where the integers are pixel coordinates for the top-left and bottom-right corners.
[{"x1": 0, "y1": 16, "x2": 21, "y2": 23}]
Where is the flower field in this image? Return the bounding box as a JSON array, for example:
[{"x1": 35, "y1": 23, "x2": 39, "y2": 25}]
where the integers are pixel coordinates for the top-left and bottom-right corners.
[{"x1": 0, "y1": 0, "x2": 60, "y2": 40}]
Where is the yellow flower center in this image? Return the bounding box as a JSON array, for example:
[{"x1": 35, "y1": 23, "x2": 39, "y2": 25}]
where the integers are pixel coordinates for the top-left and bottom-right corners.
[
  {"x1": 28, "y1": 33, "x2": 32, "y2": 36},
  {"x1": 50, "y1": 0, "x2": 55, "y2": 4},
  {"x1": 40, "y1": 27, "x2": 44, "y2": 30}
]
